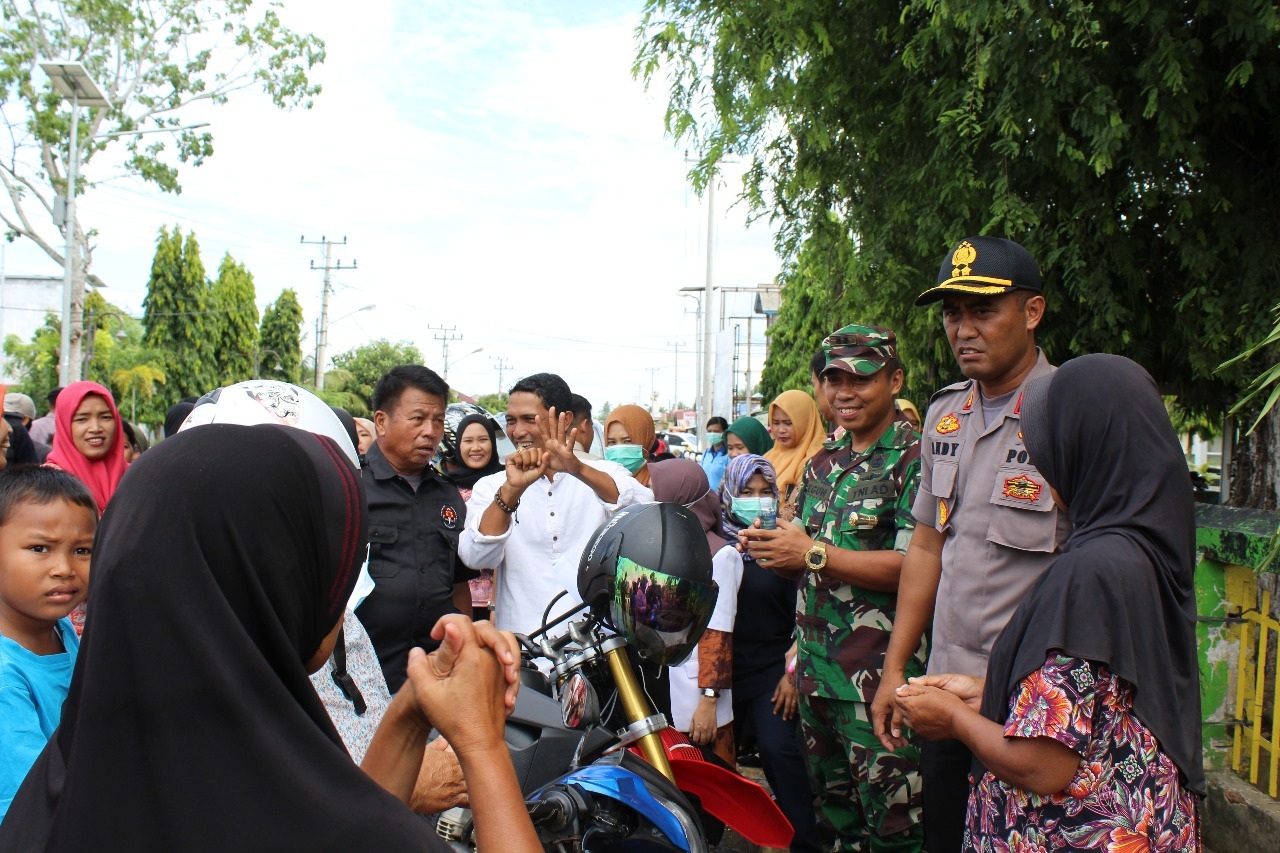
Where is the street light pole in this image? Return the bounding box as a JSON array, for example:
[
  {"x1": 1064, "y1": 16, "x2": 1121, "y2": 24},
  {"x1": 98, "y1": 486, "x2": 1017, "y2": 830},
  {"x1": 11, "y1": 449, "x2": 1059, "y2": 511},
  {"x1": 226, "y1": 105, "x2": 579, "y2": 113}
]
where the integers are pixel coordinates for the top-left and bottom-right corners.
[
  {"x1": 58, "y1": 94, "x2": 80, "y2": 386},
  {"x1": 444, "y1": 346, "x2": 483, "y2": 383},
  {"x1": 701, "y1": 176, "x2": 717, "y2": 433},
  {"x1": 41, "y1": 62, "x2": 111, "y2": 386}
]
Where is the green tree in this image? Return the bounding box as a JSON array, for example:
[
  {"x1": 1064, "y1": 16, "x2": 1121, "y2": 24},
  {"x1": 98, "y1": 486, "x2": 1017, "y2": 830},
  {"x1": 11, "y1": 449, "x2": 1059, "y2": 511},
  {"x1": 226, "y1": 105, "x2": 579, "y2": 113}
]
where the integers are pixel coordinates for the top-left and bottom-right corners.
[
  {"x1": 143, "y1": 225, "x2": 217, "y2": 399},
  {"x1": 639, "y1": 0, "x2": 1280, "y2": 507},
  {"x1": 258, "y1": 288, "x2": 304, "y2": 383},
  {"x1": 4, "y1": 289, "x2": 167, "y2": 427},
  {"x1": 3, "y1": 314, "x2": 61, "y2": 400},
  {"x1": 0, "y1": 0, "x2": 324, "y2": 377},
  {"x1": 112, "y1": 363, "x2": 167, "y2": 425},
  {"x1": 209, "y1": 252, "x2": 259, "y2": 384},
  {"x1": 330, "y1": 339, "x2": 425, "y2": 413},
  {"x1": 475, "y1": 393, "x2": 509, "y2": 416},
  {"x1": 312, "y1": 368, "x2": 369, "y2": 417}
]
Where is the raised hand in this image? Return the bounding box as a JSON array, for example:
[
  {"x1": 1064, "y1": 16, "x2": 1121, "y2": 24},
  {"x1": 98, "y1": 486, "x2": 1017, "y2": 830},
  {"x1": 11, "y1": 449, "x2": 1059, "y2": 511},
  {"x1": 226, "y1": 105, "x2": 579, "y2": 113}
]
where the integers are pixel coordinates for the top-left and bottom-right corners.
[{"x1": 537, "y1": 406, "x2": 582, "y2": 474}]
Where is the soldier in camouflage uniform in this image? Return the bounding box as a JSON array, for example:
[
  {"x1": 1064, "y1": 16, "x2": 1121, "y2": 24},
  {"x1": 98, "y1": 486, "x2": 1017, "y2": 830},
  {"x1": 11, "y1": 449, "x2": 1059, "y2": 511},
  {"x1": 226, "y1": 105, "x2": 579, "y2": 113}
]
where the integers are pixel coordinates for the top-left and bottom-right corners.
[{"x1": 743, "y1": 325, "x2": 926, "y2": 853}]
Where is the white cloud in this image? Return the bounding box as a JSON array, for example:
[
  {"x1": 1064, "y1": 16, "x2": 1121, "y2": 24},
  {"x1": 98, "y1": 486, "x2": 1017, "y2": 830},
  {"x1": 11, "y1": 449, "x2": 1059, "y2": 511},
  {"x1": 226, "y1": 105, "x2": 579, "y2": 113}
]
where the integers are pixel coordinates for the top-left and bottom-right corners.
[{"x1": 4, "y1": 1, "x2": 779, "y2": 413}]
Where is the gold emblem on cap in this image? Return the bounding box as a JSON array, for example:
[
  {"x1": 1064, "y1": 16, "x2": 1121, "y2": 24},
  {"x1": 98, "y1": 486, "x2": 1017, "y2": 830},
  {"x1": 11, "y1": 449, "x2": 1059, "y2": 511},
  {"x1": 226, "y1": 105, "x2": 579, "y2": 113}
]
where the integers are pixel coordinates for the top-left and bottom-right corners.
[{"x1": 951, "y1": 240, "x2": 977, "y2": 277}]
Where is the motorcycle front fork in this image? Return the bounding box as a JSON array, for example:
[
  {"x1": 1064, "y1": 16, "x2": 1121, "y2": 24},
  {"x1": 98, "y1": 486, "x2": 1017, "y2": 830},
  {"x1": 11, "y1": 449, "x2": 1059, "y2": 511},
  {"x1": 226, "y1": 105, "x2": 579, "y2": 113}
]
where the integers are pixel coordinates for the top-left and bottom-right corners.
[{"x1": 604, "y1": 644, "x2": 674, "y2": 781}]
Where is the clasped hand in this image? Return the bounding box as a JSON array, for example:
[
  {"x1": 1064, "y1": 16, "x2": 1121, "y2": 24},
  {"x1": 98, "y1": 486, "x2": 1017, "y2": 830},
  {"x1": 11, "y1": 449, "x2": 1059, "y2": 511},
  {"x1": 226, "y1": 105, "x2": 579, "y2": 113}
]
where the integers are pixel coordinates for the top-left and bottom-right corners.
[
  {"x1": 403, "y1": 615, "x2": 522, "y2": 755},
  {"x1": 891, "y1": 673, "x2": 984, "y2": 742}
]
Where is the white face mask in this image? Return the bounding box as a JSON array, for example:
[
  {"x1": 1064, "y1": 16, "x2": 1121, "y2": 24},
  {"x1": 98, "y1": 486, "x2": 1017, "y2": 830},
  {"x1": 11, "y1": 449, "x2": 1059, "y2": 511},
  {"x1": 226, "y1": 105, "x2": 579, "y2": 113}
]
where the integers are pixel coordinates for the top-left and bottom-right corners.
[{"x1": 346, "y1": 547, "x2": 375, "y2": 612}]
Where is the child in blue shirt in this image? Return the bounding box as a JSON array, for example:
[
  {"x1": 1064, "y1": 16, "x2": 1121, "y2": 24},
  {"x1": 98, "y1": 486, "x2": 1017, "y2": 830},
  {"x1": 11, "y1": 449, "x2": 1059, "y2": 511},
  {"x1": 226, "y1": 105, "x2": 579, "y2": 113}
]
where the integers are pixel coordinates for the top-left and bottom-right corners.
[{"x1": 0, "y1": 466, "x2": 97, "y2": 821}]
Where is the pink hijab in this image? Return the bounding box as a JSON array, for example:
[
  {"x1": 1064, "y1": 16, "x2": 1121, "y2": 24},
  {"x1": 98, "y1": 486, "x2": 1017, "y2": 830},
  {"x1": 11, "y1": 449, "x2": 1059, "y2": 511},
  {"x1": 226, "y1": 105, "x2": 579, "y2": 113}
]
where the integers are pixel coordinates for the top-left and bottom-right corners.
[{"x1": 47, "y1": 381, "x2": 129, "y2": 514}]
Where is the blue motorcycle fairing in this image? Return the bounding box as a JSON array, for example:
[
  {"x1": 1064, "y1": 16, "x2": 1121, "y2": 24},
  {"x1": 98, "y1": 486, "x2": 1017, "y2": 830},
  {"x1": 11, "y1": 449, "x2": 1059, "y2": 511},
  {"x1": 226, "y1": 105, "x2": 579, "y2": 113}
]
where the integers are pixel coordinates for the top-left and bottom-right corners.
[{"x1": 530, "y1": 765, "x2": 692, "y2": 852}]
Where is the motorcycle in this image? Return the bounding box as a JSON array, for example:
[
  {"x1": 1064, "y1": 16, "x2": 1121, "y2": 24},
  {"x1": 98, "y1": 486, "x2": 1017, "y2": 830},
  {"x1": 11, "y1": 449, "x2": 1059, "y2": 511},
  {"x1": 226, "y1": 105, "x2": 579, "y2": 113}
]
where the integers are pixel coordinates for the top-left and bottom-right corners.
[{"x1": 434, "y1": 591, "x2": 793, "y2": 852}]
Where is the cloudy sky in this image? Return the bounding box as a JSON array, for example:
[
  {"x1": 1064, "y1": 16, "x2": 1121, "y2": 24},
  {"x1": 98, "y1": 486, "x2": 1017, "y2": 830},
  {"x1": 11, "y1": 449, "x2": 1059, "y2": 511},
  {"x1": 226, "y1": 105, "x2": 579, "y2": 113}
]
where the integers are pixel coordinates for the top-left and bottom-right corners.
[{"x1": 5, "y1": 0, "x2": 780, "y2": 414}]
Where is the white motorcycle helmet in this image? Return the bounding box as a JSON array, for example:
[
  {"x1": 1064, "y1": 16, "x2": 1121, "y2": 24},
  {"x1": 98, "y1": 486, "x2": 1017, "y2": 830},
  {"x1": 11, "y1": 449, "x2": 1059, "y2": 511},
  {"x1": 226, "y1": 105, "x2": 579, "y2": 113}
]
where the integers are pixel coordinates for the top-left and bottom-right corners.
[{"x1": 178, "y1": 380, "x2": 371, "y2": 609}]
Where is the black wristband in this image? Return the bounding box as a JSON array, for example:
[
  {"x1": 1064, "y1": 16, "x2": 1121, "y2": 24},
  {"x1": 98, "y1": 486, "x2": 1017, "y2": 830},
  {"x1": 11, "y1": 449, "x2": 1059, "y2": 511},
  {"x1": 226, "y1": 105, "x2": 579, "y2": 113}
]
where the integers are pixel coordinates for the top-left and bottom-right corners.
[{"x1": 494, "y1": 488, "x2": 520, "y2": 514}]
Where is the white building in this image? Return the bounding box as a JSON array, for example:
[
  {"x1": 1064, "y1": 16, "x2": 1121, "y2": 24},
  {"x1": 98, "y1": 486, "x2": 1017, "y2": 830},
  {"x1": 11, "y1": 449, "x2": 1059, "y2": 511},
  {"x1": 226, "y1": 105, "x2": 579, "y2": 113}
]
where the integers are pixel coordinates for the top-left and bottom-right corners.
[{"x1": 0, "y1": 274, "x2": 63, "y2": 385}]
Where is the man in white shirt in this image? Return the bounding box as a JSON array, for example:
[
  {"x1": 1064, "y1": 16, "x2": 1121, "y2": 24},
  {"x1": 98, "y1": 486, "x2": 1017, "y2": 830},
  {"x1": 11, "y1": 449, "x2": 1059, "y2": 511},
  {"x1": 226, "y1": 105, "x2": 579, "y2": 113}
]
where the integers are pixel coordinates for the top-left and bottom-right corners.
[{"x1": 459, "y1": 373, "x2": 653, "y2": 636}]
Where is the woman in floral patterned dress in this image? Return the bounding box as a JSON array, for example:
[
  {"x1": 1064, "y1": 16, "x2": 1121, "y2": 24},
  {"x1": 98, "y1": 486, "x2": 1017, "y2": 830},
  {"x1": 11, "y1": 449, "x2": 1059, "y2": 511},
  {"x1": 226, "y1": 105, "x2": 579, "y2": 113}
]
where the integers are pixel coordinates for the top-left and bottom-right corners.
[{"x1": 897, "y1": 354, "x2": 1203, "y2": 852}]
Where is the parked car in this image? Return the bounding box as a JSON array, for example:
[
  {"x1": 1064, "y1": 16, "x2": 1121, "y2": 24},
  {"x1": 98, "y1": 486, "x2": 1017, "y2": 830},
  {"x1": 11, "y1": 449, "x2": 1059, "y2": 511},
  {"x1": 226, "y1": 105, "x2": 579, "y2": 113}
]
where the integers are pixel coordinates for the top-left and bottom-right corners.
[{"x1": 657, "y1": 430, "x2": 698, "y2": 458}]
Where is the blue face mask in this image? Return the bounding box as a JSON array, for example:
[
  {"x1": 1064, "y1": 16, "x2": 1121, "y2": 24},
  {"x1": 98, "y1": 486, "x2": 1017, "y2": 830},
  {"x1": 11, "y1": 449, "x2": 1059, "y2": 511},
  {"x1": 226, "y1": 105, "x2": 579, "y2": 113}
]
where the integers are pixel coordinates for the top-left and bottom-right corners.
[
  {"x1": 605, "y1": 444, "x2": 647, "y2": 473},
  {"x1": 731, "y1": 496, "x2": 776, "y2": 526},
  {"x1": 706, "y1": 431, "x2": 725, "y2": 447}
]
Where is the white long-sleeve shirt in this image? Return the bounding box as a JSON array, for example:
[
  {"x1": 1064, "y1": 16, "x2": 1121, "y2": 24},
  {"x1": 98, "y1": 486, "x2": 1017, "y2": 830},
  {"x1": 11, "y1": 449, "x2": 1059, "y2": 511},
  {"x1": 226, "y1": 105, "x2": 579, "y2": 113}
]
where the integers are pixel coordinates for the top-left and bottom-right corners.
[
  {"x1": 459, "y1": 461, "x2": 653, "y2": 636},
  {"x1": 669, "y1": 543, "x2": 743, "y2": 731}
]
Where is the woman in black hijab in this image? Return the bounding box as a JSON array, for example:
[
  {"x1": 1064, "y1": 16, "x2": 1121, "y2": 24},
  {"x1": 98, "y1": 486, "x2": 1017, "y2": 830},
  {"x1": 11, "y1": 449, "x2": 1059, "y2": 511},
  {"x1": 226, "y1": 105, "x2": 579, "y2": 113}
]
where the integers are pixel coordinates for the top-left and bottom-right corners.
[
  {"x1": 896, "y1": 354, "x2": 1202, "y2": 851},
  {"x1": 441, "y1": 413, "x2": 504, "y2": 493},
  {"x1": 0, "y1": 424, "x2": 537, "y2": 852}
]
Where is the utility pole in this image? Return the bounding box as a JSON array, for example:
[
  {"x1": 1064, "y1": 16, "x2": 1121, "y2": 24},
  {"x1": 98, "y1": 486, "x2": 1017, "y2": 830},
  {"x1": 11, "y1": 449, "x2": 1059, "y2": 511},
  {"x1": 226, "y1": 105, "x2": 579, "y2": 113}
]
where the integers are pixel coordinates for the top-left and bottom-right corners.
[
  {"x1": 668, "y1": 341, "x2": 682, "y2": 415},
  {"x1": 491, "y1": 355, "x2": 512, "y2": 400},
  {"x1": 645, "y1": 366, "x2": 661, "y2": 414},
  {"x1": 701, "y1": 175, "x2": 717, "y2": 433},
  {"x1": 301, "y1": 235, "x2": 356, "y2": 388},
  {"x1": 429, "y1": 325, "x2": 463, "y2": 381}
]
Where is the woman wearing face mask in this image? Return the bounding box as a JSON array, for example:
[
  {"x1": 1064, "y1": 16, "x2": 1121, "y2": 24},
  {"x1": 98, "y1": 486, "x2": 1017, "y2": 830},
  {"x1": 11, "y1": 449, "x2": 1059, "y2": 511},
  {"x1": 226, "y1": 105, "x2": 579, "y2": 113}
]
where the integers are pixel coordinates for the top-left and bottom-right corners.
[
  {"x1": 723, "y1": 416, "x2": 774, "y2": 460},
  {"x1": 719, "y1": 453, "x2": 821, "y2": 853},
  {"x1": 603, "y1": 404, "x2": 657, "y2": 487},
  {"x1": 764, "y1": 390, "x2": 827, "y2": 518},
  {"x1": 650, "y1": 458, "x2": 741, "y2": 766}
]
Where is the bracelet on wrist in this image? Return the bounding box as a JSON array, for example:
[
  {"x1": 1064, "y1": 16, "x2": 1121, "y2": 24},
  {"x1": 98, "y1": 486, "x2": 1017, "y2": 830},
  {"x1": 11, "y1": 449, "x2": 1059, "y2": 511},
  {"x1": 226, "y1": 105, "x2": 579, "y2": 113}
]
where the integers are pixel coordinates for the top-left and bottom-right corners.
[{"x1": 494, "y1": 488, "x2": 520, "y2": 514}]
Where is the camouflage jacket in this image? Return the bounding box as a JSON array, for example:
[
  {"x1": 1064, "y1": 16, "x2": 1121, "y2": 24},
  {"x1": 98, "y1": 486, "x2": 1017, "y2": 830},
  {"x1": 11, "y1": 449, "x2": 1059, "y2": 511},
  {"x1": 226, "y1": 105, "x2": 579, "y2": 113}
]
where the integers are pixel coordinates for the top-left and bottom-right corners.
[{"x1": 796, "y1": 419, "x2": 927, "y2": 703}]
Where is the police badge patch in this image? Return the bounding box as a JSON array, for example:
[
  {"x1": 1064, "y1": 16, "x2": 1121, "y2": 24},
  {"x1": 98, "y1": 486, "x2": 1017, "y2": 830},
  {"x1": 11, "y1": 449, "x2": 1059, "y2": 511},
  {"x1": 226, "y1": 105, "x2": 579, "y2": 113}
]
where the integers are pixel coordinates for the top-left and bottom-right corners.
[
  {"x1": 1002, "y1": 474, "x2": 1042, "y2": 502},
  {"x1": 440, "y1": 505, "x2": 459, "y2": 529},
  {"x1": 936, "y1": 414, "x2": 961, "y2": 434}
]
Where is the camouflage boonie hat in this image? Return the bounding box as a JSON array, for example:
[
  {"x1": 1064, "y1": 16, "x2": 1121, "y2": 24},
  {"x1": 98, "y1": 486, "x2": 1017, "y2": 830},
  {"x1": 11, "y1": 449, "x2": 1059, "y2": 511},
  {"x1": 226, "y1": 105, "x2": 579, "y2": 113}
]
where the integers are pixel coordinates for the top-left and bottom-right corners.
[
  {"x1": 915, "y1": 235, "x2": 1043, "y2": 306},
  {"x1": 821, "y1": 324, "x2": 897, "y2": 377}
]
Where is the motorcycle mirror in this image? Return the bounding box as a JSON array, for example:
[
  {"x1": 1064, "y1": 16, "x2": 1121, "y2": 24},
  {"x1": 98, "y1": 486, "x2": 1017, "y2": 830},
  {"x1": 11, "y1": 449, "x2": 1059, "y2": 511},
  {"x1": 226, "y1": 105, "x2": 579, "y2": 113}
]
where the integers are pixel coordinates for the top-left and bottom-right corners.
[{"x1": 560, "y1": 672, "x2": 600, "y2": 729}]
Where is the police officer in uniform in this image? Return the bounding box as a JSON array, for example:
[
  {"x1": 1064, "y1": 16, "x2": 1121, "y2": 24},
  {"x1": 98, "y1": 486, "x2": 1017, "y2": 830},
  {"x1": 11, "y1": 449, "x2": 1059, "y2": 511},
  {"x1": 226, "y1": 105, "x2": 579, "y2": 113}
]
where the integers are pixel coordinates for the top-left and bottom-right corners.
[
  {"x1": 744, "y1": 325, "x2": 925, "y2": 852},
  {"x1": 356, "y1": 365, "x2": 475, "y2": 693},
  {"x1": 872, "y1": 237, "x2": 1070, "y2": 853}
]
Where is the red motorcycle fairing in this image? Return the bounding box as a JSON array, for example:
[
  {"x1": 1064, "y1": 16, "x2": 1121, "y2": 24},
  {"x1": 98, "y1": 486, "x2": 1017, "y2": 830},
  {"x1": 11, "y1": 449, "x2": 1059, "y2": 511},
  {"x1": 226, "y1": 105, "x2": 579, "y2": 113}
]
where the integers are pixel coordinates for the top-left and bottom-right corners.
[{"x1": 630, "y1": 728, "x2": 794, "y2": 849}]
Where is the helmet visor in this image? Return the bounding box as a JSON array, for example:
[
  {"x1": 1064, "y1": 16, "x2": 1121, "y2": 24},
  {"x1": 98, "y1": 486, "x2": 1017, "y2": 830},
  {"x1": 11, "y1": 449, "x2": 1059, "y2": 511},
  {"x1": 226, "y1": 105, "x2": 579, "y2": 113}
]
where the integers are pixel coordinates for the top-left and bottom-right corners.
[{"x1": 610, "y1": 556, "x2": 718, "y2": 666}]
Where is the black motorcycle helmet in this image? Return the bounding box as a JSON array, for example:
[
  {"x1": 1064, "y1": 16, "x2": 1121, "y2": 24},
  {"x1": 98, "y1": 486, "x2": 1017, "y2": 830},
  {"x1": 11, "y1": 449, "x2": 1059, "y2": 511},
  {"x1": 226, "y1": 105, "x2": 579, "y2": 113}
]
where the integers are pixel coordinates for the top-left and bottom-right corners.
[{"x1": 577, "y1": 502, "x2": 718, "y2": 666}]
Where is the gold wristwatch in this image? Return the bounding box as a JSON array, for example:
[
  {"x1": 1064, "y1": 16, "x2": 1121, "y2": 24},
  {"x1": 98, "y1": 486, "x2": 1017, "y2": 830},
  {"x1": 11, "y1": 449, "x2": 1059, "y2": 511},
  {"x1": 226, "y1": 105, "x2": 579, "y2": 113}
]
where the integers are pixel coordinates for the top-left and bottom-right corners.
[{"x1": 804, "y1": 541, "x2": 828, "y2": 573}]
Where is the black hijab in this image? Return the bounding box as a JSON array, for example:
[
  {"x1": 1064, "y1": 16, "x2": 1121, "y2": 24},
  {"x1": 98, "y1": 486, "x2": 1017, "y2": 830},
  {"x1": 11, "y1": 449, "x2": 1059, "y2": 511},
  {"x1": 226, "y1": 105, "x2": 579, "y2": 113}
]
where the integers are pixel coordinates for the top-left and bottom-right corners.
[
  {"x1": 0, "y1": 424, "x2": 446, "y2": 850},
  {"x1": 444, "y1": 413, "x2": 503, "y2": 490},
  {"x1": 163, "y1": 400, "x2": 195, "y2": 437},
  {"x1": 980, "y1": 354, "x2": 1204, "y2": 794},
  {"x1": 329, "y1": 405, "x2": 360, "y2": 455},
  {"x1": 4, "y1": 411, "x2": 41, "y2": 465}
]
